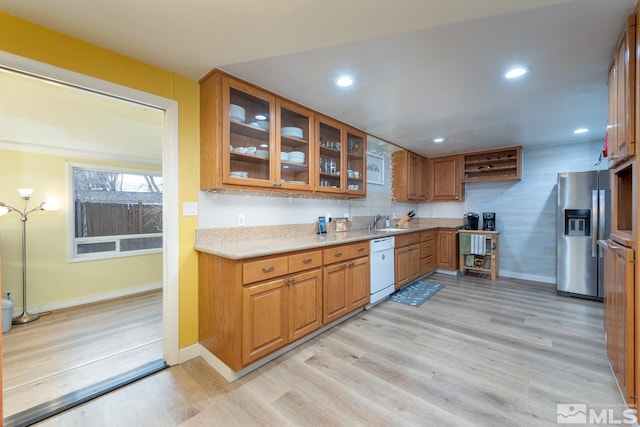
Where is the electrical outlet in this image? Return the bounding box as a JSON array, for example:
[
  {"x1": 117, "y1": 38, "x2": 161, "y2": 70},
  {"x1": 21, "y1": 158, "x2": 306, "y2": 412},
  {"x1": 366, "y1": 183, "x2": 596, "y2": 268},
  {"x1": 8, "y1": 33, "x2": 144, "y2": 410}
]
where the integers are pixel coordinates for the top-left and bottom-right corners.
[
  {"x1": 4, "y1": 291, "x2": 12, "y2": 301},
  {"x1": 237, "y1": 213, "x2": 245, "y2": 226}
]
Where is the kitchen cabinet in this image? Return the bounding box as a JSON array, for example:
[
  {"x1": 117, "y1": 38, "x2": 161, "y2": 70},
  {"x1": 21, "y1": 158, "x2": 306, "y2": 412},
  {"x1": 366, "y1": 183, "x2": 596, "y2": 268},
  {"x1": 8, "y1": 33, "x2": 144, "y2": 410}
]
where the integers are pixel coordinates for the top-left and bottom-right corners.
[
  {"x1": 608, "y1": 13, "x2": 636, "y2": 168},
  {"x1": 200, "y1": 69, "x2": 365, "y2": 197},
  {"x1": 198, "y1": 248, "x2": 323, "y2": 371},
  {"x1": 276, "y1": 99, "x2": 315, "y2": 190},
  {"x1": 323, "y1": 242, "x2": 370, "y2": 323},
  {"x1": 462, "y1": 147, "x2": 522, "y2": 182},
  {"x1": 428, "y1": 155, "x2": 463, "y2": 201},
  {"x1": 601, "y1": 239, "x2": 635, "y2": 405},
  {"x1": 316, "y1": 115, "x2": 366, "y2": 196},
  {"x1": 419, "y1": 230, "x2": 436, "y2": 276},
  {"x1": 391, "y1": 150, "x2": 427, "y2": 201},
  {"x1": 394, "y1": 232, "x2": 421, "y2": 289},
  {"x1": 436, "y1": 228, "x2": 459, "y2": 270}
]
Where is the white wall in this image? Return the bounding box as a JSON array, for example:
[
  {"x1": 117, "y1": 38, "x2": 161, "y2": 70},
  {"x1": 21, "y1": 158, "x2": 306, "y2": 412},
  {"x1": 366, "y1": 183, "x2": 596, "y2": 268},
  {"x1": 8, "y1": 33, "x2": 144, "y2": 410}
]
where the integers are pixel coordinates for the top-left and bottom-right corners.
[
  {"x1": 198, "y1": 191, "x2": 348, "y2": 228},
  {"x1": 462, "y1": 140, "x2": 606, "y2": 283}
]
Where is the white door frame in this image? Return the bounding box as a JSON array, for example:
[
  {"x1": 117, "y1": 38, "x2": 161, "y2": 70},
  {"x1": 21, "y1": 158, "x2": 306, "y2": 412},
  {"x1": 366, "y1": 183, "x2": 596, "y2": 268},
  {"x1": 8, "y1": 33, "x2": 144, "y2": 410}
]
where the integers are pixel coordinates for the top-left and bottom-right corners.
[{"x1": 0, "y1": 50, "x2": 180, "y2": 365}]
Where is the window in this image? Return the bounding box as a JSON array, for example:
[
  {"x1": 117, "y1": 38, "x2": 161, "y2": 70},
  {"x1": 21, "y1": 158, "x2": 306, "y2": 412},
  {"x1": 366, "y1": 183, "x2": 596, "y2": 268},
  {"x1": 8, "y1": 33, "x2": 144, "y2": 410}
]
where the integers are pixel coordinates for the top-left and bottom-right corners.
[{"x1": 69, "y1": 163, "x2": 163, "y2": 261}]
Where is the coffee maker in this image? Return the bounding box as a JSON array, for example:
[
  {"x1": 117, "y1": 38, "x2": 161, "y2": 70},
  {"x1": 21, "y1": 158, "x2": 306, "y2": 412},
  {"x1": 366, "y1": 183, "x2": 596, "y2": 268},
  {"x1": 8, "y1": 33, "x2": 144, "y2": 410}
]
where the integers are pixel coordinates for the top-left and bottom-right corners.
[
  {"x1": 463, "y1": 212, "x2": 479, "y2": 230},
  {"x1": 483, "y1": 212, "x2": 496, "y2": 231}
]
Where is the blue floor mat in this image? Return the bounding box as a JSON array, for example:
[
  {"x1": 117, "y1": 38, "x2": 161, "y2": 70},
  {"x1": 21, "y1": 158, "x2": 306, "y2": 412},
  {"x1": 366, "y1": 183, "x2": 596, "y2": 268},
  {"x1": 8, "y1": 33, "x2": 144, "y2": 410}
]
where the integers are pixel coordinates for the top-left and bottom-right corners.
[{"x1": 389, "y1": 280, "x2": 444, "y2": 307}]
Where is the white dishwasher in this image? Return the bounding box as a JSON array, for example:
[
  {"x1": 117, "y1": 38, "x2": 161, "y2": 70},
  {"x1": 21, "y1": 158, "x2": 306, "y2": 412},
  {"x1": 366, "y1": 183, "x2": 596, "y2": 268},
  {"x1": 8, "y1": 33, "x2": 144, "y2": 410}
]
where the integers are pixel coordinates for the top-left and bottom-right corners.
[{"x1": 367, "y1": 236, "x2": 395, "y2": 309}]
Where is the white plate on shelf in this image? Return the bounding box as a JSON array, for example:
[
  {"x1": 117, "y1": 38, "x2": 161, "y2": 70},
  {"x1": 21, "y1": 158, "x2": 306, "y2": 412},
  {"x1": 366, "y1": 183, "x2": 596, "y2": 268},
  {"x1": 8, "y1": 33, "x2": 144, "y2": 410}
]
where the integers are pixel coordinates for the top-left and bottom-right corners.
[
  {"x1": 288, "y1": 157, "x2": 306, "y2": 164},
  {"x1": 229, "y1": 104, "x2": 246, "y2": 123},
  {"x1": 230, "y1": 171, "x2": 249, "y2": 178},
  {"x1": 255, "y1": 149, "x2": 269, "y2": 158},
  {"x1": 287, "y1": 180, "x2": 307, "y2": 185},
  {"x1": 249, "y1": 121, "x2": 269, "y2": 130},
  {"x1": 281, "y1": 127, "x2": 303, "y2": 138}
]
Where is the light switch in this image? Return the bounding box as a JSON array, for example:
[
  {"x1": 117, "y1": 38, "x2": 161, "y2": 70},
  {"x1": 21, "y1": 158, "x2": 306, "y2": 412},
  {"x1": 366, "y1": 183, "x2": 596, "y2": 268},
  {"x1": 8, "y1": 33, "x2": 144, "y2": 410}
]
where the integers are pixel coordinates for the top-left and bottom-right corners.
[{"x1": 183, "y1": 202, "x2": 198, "y2": 216}]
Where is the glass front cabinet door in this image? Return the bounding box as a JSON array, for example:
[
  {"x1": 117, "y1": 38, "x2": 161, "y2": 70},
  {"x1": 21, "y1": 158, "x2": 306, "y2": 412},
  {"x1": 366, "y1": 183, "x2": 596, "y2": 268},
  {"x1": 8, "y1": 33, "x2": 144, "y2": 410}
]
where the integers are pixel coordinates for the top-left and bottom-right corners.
[
  {"x1": 223, "y1": 77, "x2": 276, "y2": 188},
  {"x1": 276, "y1": 100, "x2": 314, "y2": 190},
  {"x1": 345, "y1": 128, "x2": 366, "y2": 196},
  {"x1": 317, "y1": 115, "x2": 345, "y2": 194}
]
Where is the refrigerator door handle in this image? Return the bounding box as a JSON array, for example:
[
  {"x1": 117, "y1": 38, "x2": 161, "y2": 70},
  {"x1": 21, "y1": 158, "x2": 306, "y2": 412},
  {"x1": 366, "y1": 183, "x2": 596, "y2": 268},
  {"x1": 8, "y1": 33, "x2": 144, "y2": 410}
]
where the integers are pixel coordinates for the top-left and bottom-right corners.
[
  {"x1": 598, "y1": 189, "x2": 606, "y2": 258},
  {"x1": 591, "y1": 190, "x2": 598, "y2": 258}
]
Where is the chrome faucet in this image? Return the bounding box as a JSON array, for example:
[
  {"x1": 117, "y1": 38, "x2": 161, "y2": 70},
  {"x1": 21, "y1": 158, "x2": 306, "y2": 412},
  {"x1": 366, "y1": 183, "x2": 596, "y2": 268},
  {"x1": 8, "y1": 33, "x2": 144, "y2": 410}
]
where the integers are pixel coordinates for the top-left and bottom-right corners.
[{"x1": 371, "y1": 214, "x2": 383, "y2": 230}]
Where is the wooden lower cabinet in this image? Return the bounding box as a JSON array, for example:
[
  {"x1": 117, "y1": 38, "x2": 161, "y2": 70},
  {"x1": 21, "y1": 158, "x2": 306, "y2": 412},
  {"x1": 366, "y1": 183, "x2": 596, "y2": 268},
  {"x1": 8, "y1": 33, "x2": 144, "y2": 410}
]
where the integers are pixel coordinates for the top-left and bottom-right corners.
[
  {"x1": 436, "y1": 228, "x2": 459, "y2": 270},
  {"x1": 420, "y1": 230, "x2": 436, "y2": 276},
  {"x1": 323, "y1": 248, "x2": 370, "y2": 324},
  {"x1": 242, "y1": 268, "x2": 322, "y2": 365},
  {"x1": 395, "y1": 232, "x2": 421, "y2": 289},
  {"x1": 602, "y1": 239, "x2": 636, "y2": 405}
]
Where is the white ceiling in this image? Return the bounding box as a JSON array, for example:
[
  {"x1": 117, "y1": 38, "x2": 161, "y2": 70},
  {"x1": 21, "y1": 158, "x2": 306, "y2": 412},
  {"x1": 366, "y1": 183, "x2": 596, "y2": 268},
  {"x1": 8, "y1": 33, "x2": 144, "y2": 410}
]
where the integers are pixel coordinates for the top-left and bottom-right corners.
[{"x1": 1, "y1": 0, "x2": 637, "y2": 157}]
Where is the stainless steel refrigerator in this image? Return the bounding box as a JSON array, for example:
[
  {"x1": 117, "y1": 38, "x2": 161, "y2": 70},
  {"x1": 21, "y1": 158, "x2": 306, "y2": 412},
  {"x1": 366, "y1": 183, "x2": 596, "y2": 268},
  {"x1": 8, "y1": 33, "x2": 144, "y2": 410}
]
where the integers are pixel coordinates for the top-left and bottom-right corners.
[{"x1": 557, "y1": 170, "x2": 610, "y2": 300}]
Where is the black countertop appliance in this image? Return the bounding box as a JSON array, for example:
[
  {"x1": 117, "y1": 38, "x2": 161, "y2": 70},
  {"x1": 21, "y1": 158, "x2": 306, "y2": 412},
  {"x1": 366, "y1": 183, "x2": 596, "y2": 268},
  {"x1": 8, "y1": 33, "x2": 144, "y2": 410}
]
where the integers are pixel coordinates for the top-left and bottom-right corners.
[
  {"x1": 463, "y1": 212, "x2": 479, "y2": 230},
  {"x1": 483, "y1": 212, "x2": 496, "y2": 231}
]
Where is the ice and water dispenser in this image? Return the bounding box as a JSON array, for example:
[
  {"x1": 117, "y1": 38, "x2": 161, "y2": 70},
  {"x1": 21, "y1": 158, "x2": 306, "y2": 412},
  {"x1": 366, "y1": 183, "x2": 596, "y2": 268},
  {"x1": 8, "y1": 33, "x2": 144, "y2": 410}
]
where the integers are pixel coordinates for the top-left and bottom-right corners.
[{"x1": 564, "y1": 209, "x2": 591, "y2": 236}]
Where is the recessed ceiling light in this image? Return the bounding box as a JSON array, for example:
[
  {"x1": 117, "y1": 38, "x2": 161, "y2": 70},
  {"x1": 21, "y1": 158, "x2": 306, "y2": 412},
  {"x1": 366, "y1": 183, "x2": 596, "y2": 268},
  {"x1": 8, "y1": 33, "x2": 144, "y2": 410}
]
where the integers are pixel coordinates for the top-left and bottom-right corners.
[
  {"x1": 336, "y1": 75, "x2": 354, "y2": 88},
  {"x1": 433, "y1": 138, "x2": 445, "y2": 143},
  {"x1": 573, "y1": 128, "x2": 589, "y2": 134},
  {"x1": 505, "y1": 66, "x2": 528, "y2": 79}
]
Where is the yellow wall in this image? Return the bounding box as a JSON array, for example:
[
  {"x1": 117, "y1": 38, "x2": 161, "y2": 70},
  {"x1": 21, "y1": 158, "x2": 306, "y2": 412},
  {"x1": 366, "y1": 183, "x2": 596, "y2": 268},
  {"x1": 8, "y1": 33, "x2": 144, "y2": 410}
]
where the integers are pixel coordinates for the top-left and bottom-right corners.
[
  {"x1": 0, "y1": 13, "x2": 200, "y2": 347},
  {"x1": 0, "y1": 150, "x2": 163, "y2": 306}
]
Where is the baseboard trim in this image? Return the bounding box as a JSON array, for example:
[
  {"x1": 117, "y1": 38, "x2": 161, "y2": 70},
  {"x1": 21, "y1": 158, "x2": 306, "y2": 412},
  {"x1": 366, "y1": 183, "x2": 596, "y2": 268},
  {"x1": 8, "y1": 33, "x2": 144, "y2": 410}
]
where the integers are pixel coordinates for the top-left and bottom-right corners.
[
  {"x1": 27, "y1": 282, "x2": 163, "y2": 315},
  {"x1": 498, "y1": 270, "x2": 555, "y2": 284}
]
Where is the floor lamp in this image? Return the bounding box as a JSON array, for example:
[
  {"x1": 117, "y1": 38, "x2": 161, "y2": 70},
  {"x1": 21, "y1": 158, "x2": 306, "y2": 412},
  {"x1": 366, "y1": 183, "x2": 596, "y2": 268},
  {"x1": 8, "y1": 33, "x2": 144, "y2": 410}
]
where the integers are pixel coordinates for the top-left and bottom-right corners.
[{"x1": 0, "y1": 188, "x2": 59, "y2": 324}]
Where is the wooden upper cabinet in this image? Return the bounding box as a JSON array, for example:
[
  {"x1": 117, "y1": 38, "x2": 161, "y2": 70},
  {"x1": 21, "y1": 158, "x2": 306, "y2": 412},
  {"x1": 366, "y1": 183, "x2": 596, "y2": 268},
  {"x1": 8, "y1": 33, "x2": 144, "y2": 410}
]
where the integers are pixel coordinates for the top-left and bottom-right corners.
[
  {"x1": 462, "y1": 147, "x2": 521, "y2": 182},
  {"x1": 276, "y1": 99, "x2": 315, "y2": 191},
  {"x1": 428, "y1": 155, "x2": 463, "y2": 202},
  {"x1": 392, "y1": 150, "x2": 427, "y2": 201},
  {"x1": 609, "y1": 13, "x2": 636, "y2": 168},
  {"x1": 316, "y1": 115, "x2": 367, "y2": 196},
  {"x1": 200, "y1": 70, "x2": 366, "y2": 197}
]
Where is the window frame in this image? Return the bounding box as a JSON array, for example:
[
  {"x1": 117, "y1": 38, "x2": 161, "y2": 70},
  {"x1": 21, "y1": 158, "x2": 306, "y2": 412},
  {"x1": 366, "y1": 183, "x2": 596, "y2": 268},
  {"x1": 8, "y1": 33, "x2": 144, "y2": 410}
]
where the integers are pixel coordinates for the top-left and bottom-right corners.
[{"x1": 67, "y1": 162, "x2": 163, "y2": 263}]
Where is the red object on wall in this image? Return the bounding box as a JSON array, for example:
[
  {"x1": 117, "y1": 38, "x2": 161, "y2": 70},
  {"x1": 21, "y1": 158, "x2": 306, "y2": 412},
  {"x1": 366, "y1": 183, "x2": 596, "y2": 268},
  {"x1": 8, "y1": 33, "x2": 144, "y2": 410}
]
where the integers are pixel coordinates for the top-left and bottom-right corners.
[{"x1": 603, "y1": 129, "x2": 608, "y2": 157}]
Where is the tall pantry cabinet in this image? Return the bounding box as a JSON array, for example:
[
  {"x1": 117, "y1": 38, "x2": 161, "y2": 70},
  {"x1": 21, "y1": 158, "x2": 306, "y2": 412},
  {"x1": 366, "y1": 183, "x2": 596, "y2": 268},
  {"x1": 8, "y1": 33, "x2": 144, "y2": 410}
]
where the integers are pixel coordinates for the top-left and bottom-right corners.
[{"x1": 604, "y1": 6, "x2": 638, "y2": 408}]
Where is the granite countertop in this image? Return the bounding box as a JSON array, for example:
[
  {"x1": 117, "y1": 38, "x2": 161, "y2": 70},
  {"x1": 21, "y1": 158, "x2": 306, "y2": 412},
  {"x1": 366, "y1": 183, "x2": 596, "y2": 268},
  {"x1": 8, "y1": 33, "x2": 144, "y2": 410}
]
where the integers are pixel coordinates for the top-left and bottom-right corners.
[{"x1": 195, "y1": 218, "x2": 463, "y2": 260}]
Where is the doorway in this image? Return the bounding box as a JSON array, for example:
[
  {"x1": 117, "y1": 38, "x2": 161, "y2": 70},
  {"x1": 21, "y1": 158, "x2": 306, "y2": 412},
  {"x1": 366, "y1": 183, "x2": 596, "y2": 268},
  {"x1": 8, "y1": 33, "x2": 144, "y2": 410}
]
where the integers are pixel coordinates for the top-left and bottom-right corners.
[{"x1": 0, "y1": 51, "x2": 180, "y2": 423}]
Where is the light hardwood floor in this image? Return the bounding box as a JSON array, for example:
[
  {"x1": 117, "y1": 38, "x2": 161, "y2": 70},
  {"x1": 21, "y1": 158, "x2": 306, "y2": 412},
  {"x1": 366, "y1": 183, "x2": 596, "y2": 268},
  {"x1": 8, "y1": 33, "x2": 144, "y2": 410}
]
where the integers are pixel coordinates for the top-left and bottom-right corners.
[
  {"x1": 2, "y1": 290, "x2": 163, "y2": 419},
  {"x1": 37, "y1": 273, "x2": 624, "y2": 426}
]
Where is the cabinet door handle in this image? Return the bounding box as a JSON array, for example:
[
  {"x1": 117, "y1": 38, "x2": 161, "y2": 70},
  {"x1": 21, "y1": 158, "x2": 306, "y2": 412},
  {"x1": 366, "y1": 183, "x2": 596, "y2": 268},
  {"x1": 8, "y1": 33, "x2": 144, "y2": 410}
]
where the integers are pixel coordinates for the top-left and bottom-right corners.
[
  {"x1": 335, "y1": 252, "x2": 343, "y2": 257},
  {"x1": 262, "y1": 266, "x2": 275, "y2": 273},
  {"x1": 302, "y1": 258, "x2": 313, "y2": 264},
  {"x1": 288, "y1": 278, "x2": 295, "y2": 285},
  {"x1": 425, "y1": 243, "x2": 431, "y2": 247},
  {"x1": 357, "y1": 247, "x2": 365, "y2": 252},
  {"x1": 348, "y1": 261, "x2": 355, "y2": 267}
]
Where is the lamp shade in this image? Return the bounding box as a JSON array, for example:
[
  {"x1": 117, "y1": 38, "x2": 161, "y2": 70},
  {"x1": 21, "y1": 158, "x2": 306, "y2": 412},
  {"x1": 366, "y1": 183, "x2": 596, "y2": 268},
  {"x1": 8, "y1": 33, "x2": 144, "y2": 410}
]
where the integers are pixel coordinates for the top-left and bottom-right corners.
[
  {"x1": 42, "y1": 198, "x2": 60, "y2": 211},
  {"x1": 18, "y1": 188, "x2": 34, "y2": 199}
]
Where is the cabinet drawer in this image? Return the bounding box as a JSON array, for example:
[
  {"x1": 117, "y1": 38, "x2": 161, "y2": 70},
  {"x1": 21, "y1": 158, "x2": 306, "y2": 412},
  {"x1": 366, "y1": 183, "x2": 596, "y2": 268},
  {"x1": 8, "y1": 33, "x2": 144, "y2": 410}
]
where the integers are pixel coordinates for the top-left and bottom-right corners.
[
  {"x1": 243, "y1": 256, "x2": 289, "y2": 285},
  {"x1": 421, "y1": 239, "x2": 435, "y2": 258},
  {"x1": 349, "y1": 242, "x2": 369, "y2": 258},
  {"x1": 323, "y1": 245, "x2": 351, "y2": 264},
  {"x1": 420, "y1": 230, "x2": 435, "y2": 242},
  {"x1": 395, "y1": 232, "x2": 420, "y2": 248},
  {"x1": 421, "y1": 256, "x2": 435, "y2": 275},
  {"x1": 289, "y1": 250, "x2": 322, "y2": 274}
]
